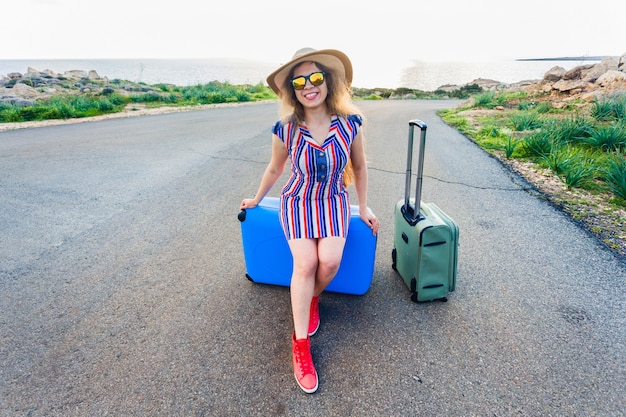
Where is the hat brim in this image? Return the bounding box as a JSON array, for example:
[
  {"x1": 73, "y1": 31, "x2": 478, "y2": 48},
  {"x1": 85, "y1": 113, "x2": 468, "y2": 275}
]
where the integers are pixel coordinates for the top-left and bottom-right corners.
[{"x1": 266, "y1": 49, "x2": 353, "y2": 97}]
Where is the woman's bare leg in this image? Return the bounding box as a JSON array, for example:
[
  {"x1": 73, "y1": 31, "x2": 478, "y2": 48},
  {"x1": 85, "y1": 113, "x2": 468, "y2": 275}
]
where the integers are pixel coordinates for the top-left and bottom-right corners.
[
  {"x1": 313, "y1": 237, "x2": 346, "y2": 296},
  {"x1": 288, "y1": 238, "x2": 318, "y2": 340}
]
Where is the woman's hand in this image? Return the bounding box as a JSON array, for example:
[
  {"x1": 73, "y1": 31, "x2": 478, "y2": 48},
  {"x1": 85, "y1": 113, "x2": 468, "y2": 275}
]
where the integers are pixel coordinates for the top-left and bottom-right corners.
[
  {"x1": 360, "y1": 208, "x2": 380, "y2": 236},
  {"x1": 240, "y1": 198, "x2": 258, "y2": 211}
]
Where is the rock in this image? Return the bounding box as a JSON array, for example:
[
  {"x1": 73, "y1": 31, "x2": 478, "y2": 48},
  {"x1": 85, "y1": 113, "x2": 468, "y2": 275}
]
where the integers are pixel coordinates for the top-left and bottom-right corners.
[
  {"x1": 553, "y1": 78, "x2": 590, "y2": 92},
  {"x1": 11, "y1": 83, "x2": 40, "y2": 99},
  {"x1": 619, "y1": 53, "x2": 626, "y2": 72},
  {"x1": 467, "y1": 78, "x2": 504, "y2": 90},
  {"x1": 436, "y1": 84, "x2": 462, "y2": 93},
  {"x1": 10, "y1": 98, "x2": 36, "y2": 107},
  {"x1": 509, "y1": 79, "x2": 540, "y2": 87},
  {"x1": 64, "y1": 70, "x2": 88, "y2": 79},
  {"x1": 541, "y1": 82, "x2": 554, "y2": 93},
  {"x1": 563, "y1": 64, "x2": 594, "y2": 80},
  {"x1": 596, "y1": 70, "x2": 626, "y2": 86},
  {"x1": 544, "y1": 66, "x2": 567, "y2": 82},
  {"x1": 583, "y1": 57, "x2": 618, "y2": 82}
]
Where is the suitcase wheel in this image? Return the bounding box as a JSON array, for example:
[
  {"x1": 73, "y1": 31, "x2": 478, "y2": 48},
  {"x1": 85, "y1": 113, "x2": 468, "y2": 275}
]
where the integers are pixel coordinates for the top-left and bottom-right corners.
[
  {"x1": 391, "y1": 248, "x2": 397, "y2": 271},
  {"x1": 245, "y1": 273, "x2": 254, "y2": 282},
  {"x1": 410, "y1": 278, "x2": 418, "y2": 302}
]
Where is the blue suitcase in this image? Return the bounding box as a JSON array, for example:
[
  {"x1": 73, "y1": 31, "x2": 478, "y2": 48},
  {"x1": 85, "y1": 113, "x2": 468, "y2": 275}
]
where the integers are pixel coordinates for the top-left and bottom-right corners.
[{"x1": 238, "y1": 196, "x2": 377, "y2": 295}]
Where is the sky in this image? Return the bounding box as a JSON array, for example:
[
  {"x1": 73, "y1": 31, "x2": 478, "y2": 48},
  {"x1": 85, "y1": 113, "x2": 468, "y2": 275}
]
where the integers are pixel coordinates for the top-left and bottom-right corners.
[{"x1": 5, "y1": 0, "x2": 624, "y2": 84}]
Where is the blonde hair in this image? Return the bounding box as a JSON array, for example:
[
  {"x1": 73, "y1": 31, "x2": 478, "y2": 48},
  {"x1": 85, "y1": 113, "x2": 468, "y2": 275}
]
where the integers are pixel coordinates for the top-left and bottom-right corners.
[{"x1": 278, "y1": 61, "x2": 365, "y2": 186}]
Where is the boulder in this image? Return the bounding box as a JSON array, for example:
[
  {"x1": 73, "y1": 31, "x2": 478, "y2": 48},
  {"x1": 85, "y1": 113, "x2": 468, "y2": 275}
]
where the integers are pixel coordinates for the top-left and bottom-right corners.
[
  {"x1": 619, "y1": 53, "x2": 626, "y2": 72},
  {"x1": 64, "y1": 70, "x2": 88, "y2": 79},
  {"x1": 563, "y1": 64, "x2": 594, "y2": 80},
  {"x1": 553, "y1": 78, "x2": 590, "y2": 92},
  {"x1": 544, "y1": 66, "x2": 567, "y2": 82},
  {"x1": 596, "y1": 70, "x2": 626, "y2": 86},
  {"x1": 466, "y1": 78, "x2": 504, "y2": 90},
  {"x1": 583, "y1": 57, "x2": 618, "y2": 82},
  {"x1": 0, "y1": 97, "x2": 36, "y2": 107},
  {"x1": 12, "y1": 83, "x2": 40, "y2": 99}
]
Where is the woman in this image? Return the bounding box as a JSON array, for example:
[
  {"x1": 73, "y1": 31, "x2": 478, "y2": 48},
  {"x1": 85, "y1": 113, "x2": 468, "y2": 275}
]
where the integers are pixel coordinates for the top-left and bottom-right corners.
[{"x1": 240, "y1": 48, "x2": 379, "y2": 394}]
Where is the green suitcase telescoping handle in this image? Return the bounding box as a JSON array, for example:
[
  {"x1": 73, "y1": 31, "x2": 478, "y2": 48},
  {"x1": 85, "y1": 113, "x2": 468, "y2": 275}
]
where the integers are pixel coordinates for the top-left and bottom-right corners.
[{"x1": 403, "y1": 120, "x2": 428, "y2": 224}]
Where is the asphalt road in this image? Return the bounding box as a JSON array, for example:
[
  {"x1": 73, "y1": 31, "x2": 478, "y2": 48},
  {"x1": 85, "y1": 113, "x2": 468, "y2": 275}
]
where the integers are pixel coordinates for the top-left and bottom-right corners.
[{"x1": 1, "y1": 101, "x2": 624, "y2": 416}]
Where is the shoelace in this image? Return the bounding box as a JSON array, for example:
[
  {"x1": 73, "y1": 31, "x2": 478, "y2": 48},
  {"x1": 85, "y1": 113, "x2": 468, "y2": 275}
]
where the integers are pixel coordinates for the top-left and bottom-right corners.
[{"x1": 294, "y1": 339, "x2": 315, "y2": 376}]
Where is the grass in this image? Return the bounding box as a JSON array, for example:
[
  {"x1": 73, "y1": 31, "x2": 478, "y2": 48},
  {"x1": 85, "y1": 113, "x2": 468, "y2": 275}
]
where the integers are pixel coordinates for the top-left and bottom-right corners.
[
  {"x1": 510, "y1": 111, "x2": 544, "y2": 131},
  {"x1": 439, "y1": 89, "x2": 626, "y2": 256},
  {"x1": 591, "y1": 93, "x2": 626, "y2": 121},
  {"x1": 1, "y1": 78, "x2": 469, "y2": 124},
  {"x1": 584, "y1": 122, "x2": 626, "y2": 151},
  {"x1": 441, "y1": 93, "x2": 626, "y2": 200},
  {"x1": 603, "y1": 151, "x2": 626, "y2": 200},
  {"x1": 0, "y1": 81, "x2": 276, "y2": 123}
]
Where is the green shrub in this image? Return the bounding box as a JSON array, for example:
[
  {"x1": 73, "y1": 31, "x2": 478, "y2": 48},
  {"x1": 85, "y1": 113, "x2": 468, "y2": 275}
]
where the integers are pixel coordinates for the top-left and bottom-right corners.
[
  {"x1": 235, "y1": 91, "x2": 252, "y2": 102},
  {"x1": 179, "y1": 82, "x2": 255, "y2": 104},
  {"x1": 510, "y1": 112, "x2": 543, "y2": 131},
  {"x1": 504, "y1": 136, "x2": 520, "y2": 158},
  {"x1": 536, "y1": 101, "x2": 553, "y2": 114},
  {"x1": 478, "y1": 125, "x2": 500, "y2": 137},
  {"x1": 0, "y1": 103, "x2": 21, "y2": 122},
  {"x1": 543, "y1": 146, "x2": 579, "y2": 176},
  {"x1": 602, "y1": 151, "x2": 626, "y2": 199},
  {"x1": 591, "y1": 94, "x2": 626, "y2": 121},
  {"x1": 474, "y1": 91, "x2": 495, "y2": 108},
  {"x1": 560, "y1": 159, "x2": 596, "y2": 190},
  {"x1": 584, "y1": 122, "x2": 626, "y2": 152},
  {"x1": 542, "y1": 117, "x2": 593, "y2": 146},
  {"x1": 440, "y1": 113, "x2": 472, "y2": 135},
  {"x1": 154, "y1": 83, "x2": 177, "y2": 92},
  {"x1": 131, "y1": 92, "x2": 164, "y2": 103},
  {"x1": 518, "y1": 101, "x2": 537, "y2": 111},
  {"x1": 522, "y1": 131, "x2": 552, "y2": 158},
  {"x1": 461, "y1": 83, "x2": 483, "y2": 95},
  {"x1": 543, "y1": 147, "x2": 597, "y2": 189}
]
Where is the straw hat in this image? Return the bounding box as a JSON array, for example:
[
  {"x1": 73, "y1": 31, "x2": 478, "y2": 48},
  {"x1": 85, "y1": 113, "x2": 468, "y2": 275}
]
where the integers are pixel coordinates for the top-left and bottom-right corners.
[{"x1": 266, "y1": 47, "x2": 353, "y2": 97}]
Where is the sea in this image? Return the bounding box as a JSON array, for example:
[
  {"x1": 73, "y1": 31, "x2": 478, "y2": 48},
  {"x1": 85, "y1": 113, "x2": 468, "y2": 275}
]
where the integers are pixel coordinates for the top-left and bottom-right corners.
[{"x1": 0, "y1": 57, "x2": 603, "y2": 92}]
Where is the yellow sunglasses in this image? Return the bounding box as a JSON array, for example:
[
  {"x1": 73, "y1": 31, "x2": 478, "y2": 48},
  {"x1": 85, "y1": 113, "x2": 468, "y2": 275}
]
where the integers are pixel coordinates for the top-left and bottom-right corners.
[{"x1": 290, "y1": 71, "x2": 326, "y2": 90}]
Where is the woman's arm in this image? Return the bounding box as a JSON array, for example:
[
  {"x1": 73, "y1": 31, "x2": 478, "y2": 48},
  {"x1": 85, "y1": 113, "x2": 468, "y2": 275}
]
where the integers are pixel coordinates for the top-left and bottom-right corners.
[
  {"x1": 350, "y1": 131, "x2": 379, "y2": 235},
  {"x1": 240, "y1": 135, "x2": 288, "y2": 209}
]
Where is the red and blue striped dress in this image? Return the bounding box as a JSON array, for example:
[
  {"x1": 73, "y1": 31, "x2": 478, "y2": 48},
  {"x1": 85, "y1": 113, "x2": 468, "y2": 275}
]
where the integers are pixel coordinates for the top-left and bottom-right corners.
[{"x1": 272, "y1": 114, "x2": 363, "y2": 240}]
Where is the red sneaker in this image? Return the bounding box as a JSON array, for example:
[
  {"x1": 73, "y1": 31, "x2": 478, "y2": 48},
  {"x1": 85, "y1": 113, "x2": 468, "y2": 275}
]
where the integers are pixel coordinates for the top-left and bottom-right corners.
[
  {"x1": 291, "y1": 334, "x2": 318, "y2": 393},
  {"x1": 308, "y1": 296, "x2": 320, "y2": 337}
]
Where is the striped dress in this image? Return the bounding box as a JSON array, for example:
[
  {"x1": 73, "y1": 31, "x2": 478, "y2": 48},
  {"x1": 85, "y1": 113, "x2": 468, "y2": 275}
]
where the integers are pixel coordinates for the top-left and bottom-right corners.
[{"x1": 272, "y1": 114, "x2": 363, "y2": 240}]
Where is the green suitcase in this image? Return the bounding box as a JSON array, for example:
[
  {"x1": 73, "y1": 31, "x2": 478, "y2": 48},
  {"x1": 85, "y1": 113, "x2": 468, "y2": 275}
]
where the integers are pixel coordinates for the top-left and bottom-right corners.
[{"x1": 392, "y1": 120, "x2": 459, "y2": 302}]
